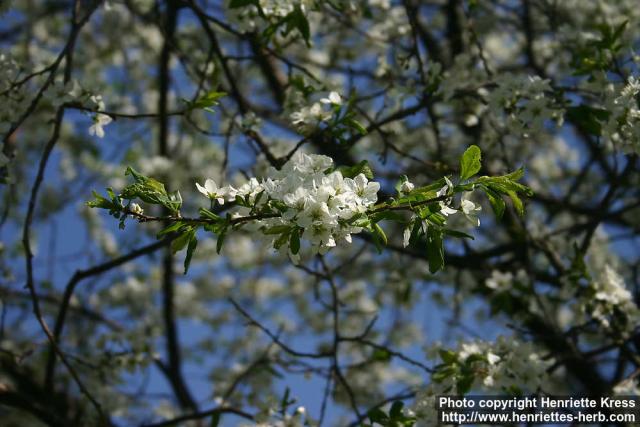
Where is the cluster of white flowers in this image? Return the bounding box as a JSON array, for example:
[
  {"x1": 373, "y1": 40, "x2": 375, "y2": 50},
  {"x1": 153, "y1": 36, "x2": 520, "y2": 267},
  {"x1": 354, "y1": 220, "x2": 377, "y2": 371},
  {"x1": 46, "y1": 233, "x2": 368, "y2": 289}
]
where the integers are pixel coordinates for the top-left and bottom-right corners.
[
  {"x1": 0, "y1": 54, "x2": 29, "y2": 135},
  {"x1": 601, "y1": 75, "x2": 640, "y2": 154},
  {"x1": 613, "y1": 378, "x2": 640, "y2": 396},
  {"x1": 247, "y1": 404, "x2": 308, "y2": 427},
  {"x1": 196, "y1": 152, "x2": 380, "y2": 254},
  {"x1": 230, "y1": 0, "x2": 313, "y2": 33},
  {"x1": 438, "y1": 185, "x2": 482, "y2": 227},
  {"x1": 438, "y1": 54, "x2": 484, "y2": 101},
  {"x1": 485, "y1": 269, "x2": 527, "y2": 291},
  {"x1": 400, "y1": 179, "x2": 482, "y2": 248},
  {"x1": 289, "y1": 91, "x2": 342, "y2": 132},
  {"x1": 197, "y1": 176, "x2": 262, "y2": 206},
  {"x1": 458, "y1": 337, "x2": 549, "y2": 391},
  {"x1": 584, "y1": 265, "x2": 640, "y2": 330},
  {"x1": 259, "y1": 0, "x2": 312, "y2": 17},
  {"x1": 486, "y1": 75, "x2": 564, "y2": 137},
  {"x1": 237, "y1": 111, "x2": 262, "y2": 131},
  {"x1": 413, "y1": 337, "x2": 552, "y2": 425},
  {"x1": 367, "y1": 5, "x2": 410, "y2": 38}
]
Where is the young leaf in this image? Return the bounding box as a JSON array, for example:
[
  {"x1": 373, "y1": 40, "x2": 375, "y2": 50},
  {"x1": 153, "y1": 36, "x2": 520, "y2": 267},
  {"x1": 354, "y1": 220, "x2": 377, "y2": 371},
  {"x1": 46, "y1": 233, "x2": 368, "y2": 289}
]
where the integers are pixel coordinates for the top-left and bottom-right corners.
[
  {"x1": 157, "y1": 221, "x2": 187, "y2": 239},
  {"x1": 444, "y1": 229, "x2": 475, "y2": 240},
  {"x1": 439, "y1": 349, "x2": 458, "y2": 364},
  {"x1": 171, "y1": 227, "x2": 194, "y2": 254},
  {"x1": 337, "y1": 160, "x2": 374, "y2": 180},
  {"x1": 426, "y1": 226, "x2": 444, "y2": 273},
  {"x1": 506, "y1": 190, "x2": 525, "y2": 216},
  {"x1": 87, "y1": 191, "x2": 116, "y2": 210},
  {"x1": 459, "y1": 145, "x2": 482, "y2": 181},
  {"x1": 286, "y1": 6, "x2": 310, "y2": 46},
  {"x1": 290, "y1": 227, "x2": 301, "y2": 255},
  {"x1": 482, "y1": 186, "x2": 505, "y2": 219},
  {"x1": 264, "y1": 225, "x2": 291, "y2": 235},
  {"x1": 273, "y1": 231, "x2": 290, "y2": 250},
  {"x1": 199, "y1": 207, "x2": 222, "y2": 222},
  {"x1": 184, "y1": 233, "x2": 198, "y2": 274},
  {"x1": 373, "y1": 223, "x2": 388, "y2": 246},
  {"x1": 216, "y1": 229, "x2": 227, "y2": 254},
  {"x1": 343, "y1": 117, "x2": 367, "y2": 135},
  {"x1": 187, "y1": 91, "x2": 227, "y2": 113}
]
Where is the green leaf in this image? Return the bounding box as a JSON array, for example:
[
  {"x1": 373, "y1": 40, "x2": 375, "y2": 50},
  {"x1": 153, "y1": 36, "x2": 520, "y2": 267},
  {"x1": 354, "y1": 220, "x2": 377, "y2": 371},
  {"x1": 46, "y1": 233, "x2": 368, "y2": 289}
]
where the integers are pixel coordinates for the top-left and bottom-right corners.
[
  {"x1": 390, "y1": 401, "x2": 404, "y2": 419},
  {"x1": 273, "y1": 231, "x2": 290, "y2": 250},
  {"x1": 121, "y1": 167, "x2": 182, "y2": 214},
  {"x1": 264, "y1": 225, "x2": 291, "y2": 235},
  {"x1": 289, "y1": 228, "x2": 301, "y2": 255},
  {"x1": 86, "y1": 190, "x2": 116, "y2": 210},
  {"x1": 421, "y1": 208, "x2": 446, "y2": 226},
  {"x1": 506, "y1": 190, "x2": 524, "y2": 216},
  {"x1": 373, "y1": 223, "x2": 388, "y2": 246},
  {"x1": 285, "y1": 6, "x2": 310, "y2": 45},
  {"x1": 184, "y1": 233, "x2": 198, "y2": 274},
  {"x1": 337, "y1": 160, "x2": 374, "y2": 180},
  {"x1": 369, "y1": 211, "x2": 405, "y2": 223},
  {"x1": 565, "y1": 105, "x2": 610, "y2": 136},
  {"x1": 569, "y1": 242, "x2": 591, "y2": 281},
  {"x1": 426, "y1": 226, "x2": 444, "y2": 273},
  {"x1": 502, "y1": 166, "x2": 525, "y2": 182},
  {"x1": 290, "y1": 75, "x2": 316, "y2": 96},
  {"x1": 216, "y1": 230, "x2": 226, "y2": 254},
  {"x1": 476, "y1": 170, "x2": 533, "y2": 198},
  {"x1": 368, "y1": 408, "x2": 389, "y2": 424},
  {"x1": 456, "y1": 374, "x2": 475, "y2": 394},
  {"x1": 432, "y1": 365, "x2": 457, "y2": 383},
  {"x1": 439, "y1": 349, "x2": 458, "y2": 364},
  {"x1": 343, "y1": 117, "x2": 367, "y2": 135},
  {"x1": 412, "y1": 178, "x2": 446, "y2": 195},
  {"x1": 485, "y1": 187, "x2": 506, "y2": 219},
  {"x1": 187, "y1": 90, "x2": 227, "y2": 113},
  {"x1": 465, "y1": 353, "x2": 487, "y2": 364},
  {"x1": 199, "y1": 207, "x2": 222, "y2": 222},
  {"x1": 460, "y1": 145, "x2": 482, "y2": 181},
  {"x1": 171, "y1": 227, "x2": 194, "y2": 254},
  {"x1": 409, "y1": 219, "x2": 423, "y2": 247},
  {"x1": 210, "y1": 411, "x2": 221, "y2": 427},
  {"x1": 372, "y1": 348, "x2": 392, "y2": 362},
  {"x1": 444, "y1": 229, "x2": 475, "y2": 240},
  {"x1": 157, "y1": 221, "x2": 187, "y2": 238}
]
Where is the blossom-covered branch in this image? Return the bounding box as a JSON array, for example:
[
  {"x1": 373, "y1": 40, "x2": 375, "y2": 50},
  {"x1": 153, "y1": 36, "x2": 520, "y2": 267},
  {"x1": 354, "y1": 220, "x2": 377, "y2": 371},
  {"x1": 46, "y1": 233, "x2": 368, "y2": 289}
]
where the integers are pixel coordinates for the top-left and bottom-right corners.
[{"x1": 88, "y1": 146, "x2": 532, "y2": 274}]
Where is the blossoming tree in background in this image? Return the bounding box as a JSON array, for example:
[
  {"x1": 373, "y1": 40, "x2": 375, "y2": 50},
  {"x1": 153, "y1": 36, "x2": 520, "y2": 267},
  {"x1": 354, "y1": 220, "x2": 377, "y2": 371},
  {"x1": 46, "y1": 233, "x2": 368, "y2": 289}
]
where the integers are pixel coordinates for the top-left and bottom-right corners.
[{"x1": 0, "y1": 0, "x2": 639, "y2": 426}]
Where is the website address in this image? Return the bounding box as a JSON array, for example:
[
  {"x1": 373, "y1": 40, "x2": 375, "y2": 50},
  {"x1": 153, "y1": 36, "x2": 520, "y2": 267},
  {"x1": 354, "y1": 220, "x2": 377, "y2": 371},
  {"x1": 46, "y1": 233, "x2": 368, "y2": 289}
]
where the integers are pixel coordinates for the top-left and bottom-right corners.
[{"x1": 440, "y1": 410, "x2": 637, "y2": 424}]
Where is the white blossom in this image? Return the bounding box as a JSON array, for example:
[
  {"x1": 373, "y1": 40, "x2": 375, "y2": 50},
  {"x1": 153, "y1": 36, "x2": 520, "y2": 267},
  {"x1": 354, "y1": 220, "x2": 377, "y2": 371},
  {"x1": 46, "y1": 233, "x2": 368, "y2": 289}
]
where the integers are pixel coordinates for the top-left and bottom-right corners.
[
  {"x1": 400, "y1": 179, "x2": 415, "y2": 194},
  {"x1": 196, "y1": 178, "x2": 227, "y2": 204},
  {"x1": 88, "y1": 113, "x2": 113, "y2": 138},
  {"x1": 586, "y1": 265, "x2": 640, "y2": 330},
  {"x1": 320, "y1": 91, "x2": 342, "y2": 105},
  {"x1": 129, "y1": 203, "x2": 144, "y2": 215},
  {"x1": 460, "y1": 193, "x2": 481, "y2": 226}
]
